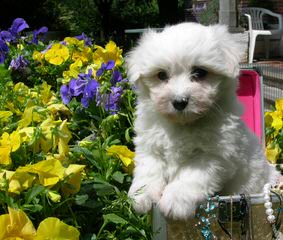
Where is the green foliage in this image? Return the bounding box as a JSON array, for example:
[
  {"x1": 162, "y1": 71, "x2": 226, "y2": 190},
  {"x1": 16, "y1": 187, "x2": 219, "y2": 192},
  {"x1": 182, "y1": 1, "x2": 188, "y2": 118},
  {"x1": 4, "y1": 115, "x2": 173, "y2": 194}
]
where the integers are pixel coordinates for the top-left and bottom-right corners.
[
  {"x1": 111, "y1": 0, "x2": 160, "y2": 29},
  {"x1": 199, "y1": 0, "x2": 219, "y2": 26},
  {"x1": 42, "y1": 0, "x2": 101, "y2": 36},
  {"x1": 40, "y1": 0, "x2": 160, "y2": 39},
  {"x1": 0, "y1": 18, "x2": 151, "y2": 239}
]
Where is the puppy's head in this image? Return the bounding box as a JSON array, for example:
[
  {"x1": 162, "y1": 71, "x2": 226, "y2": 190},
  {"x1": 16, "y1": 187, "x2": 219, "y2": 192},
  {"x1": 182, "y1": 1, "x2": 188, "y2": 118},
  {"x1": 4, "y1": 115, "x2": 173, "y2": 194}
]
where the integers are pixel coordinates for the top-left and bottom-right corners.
[{"x1": 126, "y1": 23, "x2": 244, "y2": 124}]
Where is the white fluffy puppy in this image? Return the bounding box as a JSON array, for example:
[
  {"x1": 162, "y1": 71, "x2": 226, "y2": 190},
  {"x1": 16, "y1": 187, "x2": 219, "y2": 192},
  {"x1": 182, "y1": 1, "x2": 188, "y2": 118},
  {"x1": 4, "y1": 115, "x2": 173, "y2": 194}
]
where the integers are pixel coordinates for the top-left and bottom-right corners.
[{"x1": 126, "y1": 22, "x2": 276, "y2": 220}]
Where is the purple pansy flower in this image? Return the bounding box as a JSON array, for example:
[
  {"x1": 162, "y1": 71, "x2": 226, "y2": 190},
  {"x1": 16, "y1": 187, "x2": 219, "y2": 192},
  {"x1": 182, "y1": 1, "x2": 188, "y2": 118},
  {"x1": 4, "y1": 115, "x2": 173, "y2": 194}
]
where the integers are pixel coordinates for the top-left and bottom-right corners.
[
  {"x1": 107, "y1": 86, "x2": 123, "y2": 113},
  {"x1": 75, "y1": 32, "x2": 92, "y2": 46},
  {"x1": 0, "y1": 18, "x2": 30, "y2": 64},
  {"x1": 0, "y1": 39, "x2": 9, "y2": 64},
  {"x1": 9, "y1": 55, "x2": 29, "y2": 71},
  {"x1": 110, "y1": 70, "x2": 122, "y2": 85},
  {"x1": 8, "y1": 18, "x2": 29, "y2": 40},
  {"x1": 60, "y1": 79, "x2": 77, "y2": 104},
  {"x1": 96, "y1": 60, "x2": 115, "y2": 77},
  {"x1": 81, "y1": 80, "x2": 100, "y2": 108},
  {"x1": 71, "y1": 78, "x2": 88, "y2": 97},
  {"x1": 60, "y1": 84, "x2": 72, "y2": 104},
  {"x1": 60, "y1": 69, "x2": 100, "y2": 108},
  {"x1": 110, "y1": 86, "x2": 123, "y2": 102},
  {"x1": 32, "y1": 26, "x2": 48, "y2": 44},
  {"x1": 97, "y1": 86, "x2": 123, "y2": 114},
  {"x1": 73, "y1": 69, "x2": 95, "y2": 94},
  {"x1": 0, "y1": 30, "x2": 13, "y2": 42}
]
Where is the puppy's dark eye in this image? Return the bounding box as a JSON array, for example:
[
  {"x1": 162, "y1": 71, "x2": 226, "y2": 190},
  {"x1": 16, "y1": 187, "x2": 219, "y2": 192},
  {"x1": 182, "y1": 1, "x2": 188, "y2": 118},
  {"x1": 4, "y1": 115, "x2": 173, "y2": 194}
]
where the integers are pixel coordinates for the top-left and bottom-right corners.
[
  {"x1": 191, "y1": 67, "x2": 208, "y2": 80},
  {"x1": 157, "y1": 71, "x2": 169, "y2": 81}
]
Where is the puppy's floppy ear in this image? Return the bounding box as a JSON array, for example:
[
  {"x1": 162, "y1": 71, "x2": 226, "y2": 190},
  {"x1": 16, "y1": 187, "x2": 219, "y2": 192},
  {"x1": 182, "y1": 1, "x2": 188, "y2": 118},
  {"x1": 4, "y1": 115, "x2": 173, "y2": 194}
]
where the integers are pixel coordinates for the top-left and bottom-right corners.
[
  {"x1": 125, "y1": 51, "x2": 141, "y2": 84},
  {"x1": 212, "y1": 25, "x2": 246, "y2": 78},
  {"x1": 125, "y1": 29, "x2": 158, "y2": 84}
]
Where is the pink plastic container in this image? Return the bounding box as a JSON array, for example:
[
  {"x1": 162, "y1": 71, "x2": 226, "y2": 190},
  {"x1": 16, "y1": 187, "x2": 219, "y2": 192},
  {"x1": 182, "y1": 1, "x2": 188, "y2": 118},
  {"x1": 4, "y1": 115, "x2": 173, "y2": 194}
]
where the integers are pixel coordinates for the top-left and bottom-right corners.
[{"x1": 237, "y1": 69, "x2": 264, "y2": 143}]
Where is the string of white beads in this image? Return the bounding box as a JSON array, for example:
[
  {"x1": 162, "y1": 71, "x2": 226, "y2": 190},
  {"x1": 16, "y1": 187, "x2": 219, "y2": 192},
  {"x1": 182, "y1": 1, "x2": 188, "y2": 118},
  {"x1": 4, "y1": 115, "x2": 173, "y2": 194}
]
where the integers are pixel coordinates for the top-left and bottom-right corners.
[
  {"x1": 263, "y1": 183, "x2": 276, "y2": 223},
  {"x1": 263, "y1": 183, "x2": 281, "y2": 240}
]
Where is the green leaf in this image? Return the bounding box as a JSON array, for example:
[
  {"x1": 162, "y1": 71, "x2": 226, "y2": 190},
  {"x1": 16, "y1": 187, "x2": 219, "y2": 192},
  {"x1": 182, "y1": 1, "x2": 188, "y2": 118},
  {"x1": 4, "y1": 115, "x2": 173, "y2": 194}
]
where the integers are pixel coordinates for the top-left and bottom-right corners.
[
  {"x1": 265, "y1": 127, "x2": 275, "y2": 136},
  {"x1": 72, "y1": 146, "x2": 100, "y2": 169},
  {"x1": 22, "y1": 204, "x2": 43, "y2": 212},
  {"x1": 125, "y1": 128, "x2": 131, "y2": 143},
  {"x1": 104, "y1": 135, "x2": 119, "y2": 147},
  {"x1": 112, "y1": 171, "x2": 125, "y2": 184},
  {"x1": 103, "y1": 213, "x2": 128, "y2": 225},
  {"x1": 0, "y1": 191, "x2": 17, "y2": 208},
  {"x1": 25, "y1": 185, "x2": 46, "y2": 204},
  {"x1": 75, "y1": 194, "x2": 89, "y2": 205},
  {"x1": 93, "y1": 183, "x2": 115, "y2": 196},
  {"x1": 109, "y1": 138, "x2": 121, "y2": 146}
]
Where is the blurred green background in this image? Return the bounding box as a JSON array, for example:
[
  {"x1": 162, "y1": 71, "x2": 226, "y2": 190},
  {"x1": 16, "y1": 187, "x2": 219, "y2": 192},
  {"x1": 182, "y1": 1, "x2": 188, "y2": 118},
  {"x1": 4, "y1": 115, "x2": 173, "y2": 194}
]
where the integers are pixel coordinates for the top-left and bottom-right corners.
[{"x1": 0, "y1": 0, "x2": 186, "y2": 47}]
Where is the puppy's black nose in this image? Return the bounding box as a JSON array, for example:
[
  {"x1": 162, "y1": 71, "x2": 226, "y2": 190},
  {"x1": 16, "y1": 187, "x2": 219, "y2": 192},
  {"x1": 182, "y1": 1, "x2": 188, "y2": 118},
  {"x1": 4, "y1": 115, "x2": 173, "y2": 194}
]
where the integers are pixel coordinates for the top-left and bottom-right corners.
[{"x1": 172, "y1": 98, "x2": 188, "y2": 111}]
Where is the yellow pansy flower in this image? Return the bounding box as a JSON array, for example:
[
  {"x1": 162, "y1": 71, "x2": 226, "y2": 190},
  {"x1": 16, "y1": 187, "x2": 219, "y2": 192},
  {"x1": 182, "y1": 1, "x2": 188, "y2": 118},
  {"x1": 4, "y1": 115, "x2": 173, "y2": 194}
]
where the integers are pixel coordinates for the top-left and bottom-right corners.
[
  {"x1": 0, "y1": 131, "x2": 21, "y2": 165},
  {"x1": 45, "y1": 153, "x2": 67, "y2": 163},
  {"x1": 275, "y1": 98, "x2": 283, "y2": 112},
  {"x1": 62, "y1": 164, "x2": 85, "y2": 196},
  {"x1": 14, "y1": 82, "x2": 30, "y2": 104},
  {"x1": 72, "y1": 46, "x2": 92, "y2": 63},
  {"x1": 14, "y1": 82, "x2": 29, "y2": 92},
  {"x1": 266, "y1": 144, "x2": 281, "y2": 164},
  {"x1": 57, "y1": 119, "x2": 72, "y2": 156},
  {"x1": 18, "y1": 104, "x2": 46, "y2": 129},
  {"x1": 265, "y1": 111, "x2": 273, "y2": 128},
  {"x1": 64, "y1": 37, "x2": 84, "y2": 48},
  {"x1": 265, "y1": 110, "x2": 283, "y2": 133},
  {"x1": 38, "y1": 81, "x2": 53, "y2": 104},
  {"x1": 94, "y1": 41, "x2": 123, "y2": 67},
  {"x1": 47, "y1": 103, "x2": 71, "y2": 117},
  {"x1": 39, "y1": 118, "x2": 72, "y2": 155},
  {"x1": 0, "y1": 207, "x2": 36, "y2": 240},
  {"x1": 6, "y1": 102, "x2": 22, "y2": 116},
  {"x1": 0, "y1": 110, "x2": 13, "y2": 122},
  {"x1": 107, "y1": 145, "x2": 135, "y2": 173},
  {"x1": 32, "y1": 50, "x2": 44, "y2": 62},
  {"x1": 0, "y1": 146, "x2": 11, "y2": 165},
  {"x1": 0, "y1": 131, "x2": 20, "y2": 153},
  {"x1": 0, "y1": 170, "x2": 14, "y2": 180},
  {"x1": 62, "y1": 59, "x2": 83, "y2": 83},
  {"x1": 19, "y1": 127, "x2": 36, "y2": 142},
  {"x1": 44, "y1": 43, "x2": 70, "y2": 65},
  {"x1": 36, "y1": 217, "x2": 80, "y2": 240},
  {"x1": 39, "y1": 117, "x2": 58, "y2": 152},
  {"x1": 9, "y1": 171, "x2": 36, "y2": 194},
  {"x1": 17, "y1": 158, "x2": 65, "y2": 187}
]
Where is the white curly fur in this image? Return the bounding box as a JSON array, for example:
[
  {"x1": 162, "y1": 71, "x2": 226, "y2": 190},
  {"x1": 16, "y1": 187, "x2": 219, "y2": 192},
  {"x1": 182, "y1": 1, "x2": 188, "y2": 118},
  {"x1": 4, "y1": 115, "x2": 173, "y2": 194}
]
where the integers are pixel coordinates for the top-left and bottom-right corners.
[{"x1": 126, "y1": 22, "x2": 277, "y2": 220}]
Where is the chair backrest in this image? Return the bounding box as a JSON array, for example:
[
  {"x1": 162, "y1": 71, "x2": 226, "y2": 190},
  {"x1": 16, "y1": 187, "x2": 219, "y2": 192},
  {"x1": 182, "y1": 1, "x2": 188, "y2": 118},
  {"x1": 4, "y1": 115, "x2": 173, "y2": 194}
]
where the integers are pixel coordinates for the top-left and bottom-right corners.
[
  {"x1": 237, "y1": 69, "x2": 264, "y2": 144},
  {"x1": 242, "y1": 8, "x2": 265, "y2": 30}
]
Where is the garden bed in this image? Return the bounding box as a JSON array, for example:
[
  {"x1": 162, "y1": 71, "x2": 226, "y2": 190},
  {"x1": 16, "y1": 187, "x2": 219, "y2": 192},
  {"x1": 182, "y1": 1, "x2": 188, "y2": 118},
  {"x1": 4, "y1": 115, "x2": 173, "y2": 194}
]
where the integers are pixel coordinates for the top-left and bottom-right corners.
[{"x1": 0, "y1": 18, "x2": 151, "y2": 239}]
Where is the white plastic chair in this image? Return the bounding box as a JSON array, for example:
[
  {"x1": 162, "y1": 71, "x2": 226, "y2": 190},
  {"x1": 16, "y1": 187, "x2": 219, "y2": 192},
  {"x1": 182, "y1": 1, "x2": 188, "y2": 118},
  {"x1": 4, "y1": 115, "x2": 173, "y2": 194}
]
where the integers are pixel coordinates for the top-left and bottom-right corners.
[{"x1": 241, "y1": 7, "x2": 283, "y2": 63}]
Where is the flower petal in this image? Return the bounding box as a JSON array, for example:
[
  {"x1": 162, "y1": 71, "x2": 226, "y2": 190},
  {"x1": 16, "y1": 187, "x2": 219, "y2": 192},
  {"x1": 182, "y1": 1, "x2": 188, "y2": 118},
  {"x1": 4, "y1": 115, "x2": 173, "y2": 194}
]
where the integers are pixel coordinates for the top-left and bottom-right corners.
[
  {"x1": 36, "y1": 217, "x2": 80, "y2": 240},
  {"x1": 0, "y1": 207, "x2": 37, "y2": 239}
]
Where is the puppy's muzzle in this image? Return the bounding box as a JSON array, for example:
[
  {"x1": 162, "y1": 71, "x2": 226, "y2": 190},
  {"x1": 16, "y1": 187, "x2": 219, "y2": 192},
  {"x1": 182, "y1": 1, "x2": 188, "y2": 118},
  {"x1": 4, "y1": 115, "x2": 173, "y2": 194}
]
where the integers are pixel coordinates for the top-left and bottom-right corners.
[{"x1": 172, "y1": 97, "x2": 188, "y2": 111}]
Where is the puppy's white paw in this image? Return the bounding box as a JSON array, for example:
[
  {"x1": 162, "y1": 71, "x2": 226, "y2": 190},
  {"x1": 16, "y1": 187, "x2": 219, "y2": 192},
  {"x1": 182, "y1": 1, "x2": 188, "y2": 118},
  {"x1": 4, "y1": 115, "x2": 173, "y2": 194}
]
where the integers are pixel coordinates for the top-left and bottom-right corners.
[
  {"x1": 158, "y1": 183, "x2": 203, "y2": 220},
  {"x1": 128, "y1": 181, "x2": 165, "y2": 214},
  {"x1": 129, "y1": 191, "x2": 153, "y2": 214}
]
